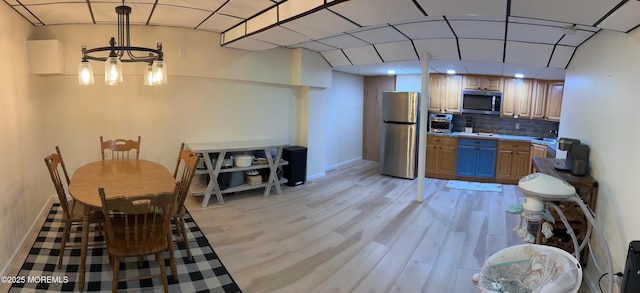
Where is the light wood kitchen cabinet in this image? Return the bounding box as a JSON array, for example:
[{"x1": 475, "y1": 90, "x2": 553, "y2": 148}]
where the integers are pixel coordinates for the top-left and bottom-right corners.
[
  {"x1": 531, "y1": 143, "x2": 547, "y2": 159},
  {"x1": 545, "y1": 81, "x2": 564, "y2": 121},
  {"x1": 530, "y1": 80, "x2": 547, "y2": 119},
  {"x1": 463, "y1": 75, "x2": 503, "y2": 91},
  {"x1": 502, "y1": 78, "x2": 533, "y2": 118},
  {"x1": 426, "y1": 135, "x2": 457, "y2": 179},
  {"x1": 530, "y1": 80, "x2": 564, "y2": 121},
  {"x1": 428, "y1": 74, "x2": 462, "y2": 113},
  {"x1": 496, "y1": 141, "x2": 531, "y2": 184}
]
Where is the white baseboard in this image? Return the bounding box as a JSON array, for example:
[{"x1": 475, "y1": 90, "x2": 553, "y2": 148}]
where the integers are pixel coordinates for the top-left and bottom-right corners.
[
  {"x1": 306, "y1": 172, "x2": 326, "y2": 181},
  {"x1": 1, "y1": 195, "x2": 56, "y2": 277},
  {"x1": 306, "y1": 157, "x2": 363, "y2": 182},
  {"x1": 325, "y1": 157, "x2": 362, "y2": 172}
]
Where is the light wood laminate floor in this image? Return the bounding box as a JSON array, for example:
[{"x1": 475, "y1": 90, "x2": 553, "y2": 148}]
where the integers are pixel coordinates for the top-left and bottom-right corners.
[
  {"x1": 2, "y1": 159, "x2": 589, "y2": 292},
  {"x1": 185, "y1": 160, "x2": 557, "y2": 293}
]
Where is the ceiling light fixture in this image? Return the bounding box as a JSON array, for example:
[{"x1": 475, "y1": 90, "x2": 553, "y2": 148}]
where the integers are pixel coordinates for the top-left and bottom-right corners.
[
  {"x1": 515, "y1": 73, "x2": 524, "y2": 79},
  {"x1": 446, "y1": 69, "x2": 456, "y2": 74},
  {"x1": 78, "y1": 1, "x2": 166, "y2": 86}
]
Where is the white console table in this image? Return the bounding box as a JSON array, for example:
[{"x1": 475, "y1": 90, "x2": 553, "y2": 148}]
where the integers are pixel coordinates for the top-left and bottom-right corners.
[{"x1": 186, "y1": 140, "x2": 289, "y2": 207}]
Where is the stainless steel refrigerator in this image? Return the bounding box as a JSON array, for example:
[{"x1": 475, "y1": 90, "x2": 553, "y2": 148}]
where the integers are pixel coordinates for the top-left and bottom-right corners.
[{"x1": 380, "y1": 91, "x2": 420, "y2": 179}]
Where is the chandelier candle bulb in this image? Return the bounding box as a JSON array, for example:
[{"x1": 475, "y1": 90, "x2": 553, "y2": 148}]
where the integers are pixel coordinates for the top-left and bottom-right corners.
[{"x1": 79, "y1": 1, "x2": 166, "y2": 86}]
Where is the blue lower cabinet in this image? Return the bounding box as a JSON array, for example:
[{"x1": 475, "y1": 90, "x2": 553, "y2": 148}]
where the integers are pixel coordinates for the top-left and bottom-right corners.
[
  {"x1": 456, "y1": 138, "x2": 497, "y2": 178},
  {"x1": 456, "y1": 146, "x2": 477, "y2": 177}
]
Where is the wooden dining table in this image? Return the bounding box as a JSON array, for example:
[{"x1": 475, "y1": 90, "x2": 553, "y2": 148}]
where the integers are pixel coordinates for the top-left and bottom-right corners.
[{"x1": 68, "y1": 159, "x2": 176, "y2": 291}]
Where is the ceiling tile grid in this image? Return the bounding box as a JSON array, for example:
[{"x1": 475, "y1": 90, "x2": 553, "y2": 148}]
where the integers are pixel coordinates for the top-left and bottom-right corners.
[
  {"x1": 6, "y1": 0, "x2": 640, "y2": 77},
  {"x1": 375, "y1": 41, "x2": 418, "y2": 62}
]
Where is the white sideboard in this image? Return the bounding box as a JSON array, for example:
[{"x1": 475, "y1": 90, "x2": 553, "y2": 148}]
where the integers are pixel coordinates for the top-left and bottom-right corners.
[{"x1": 186, "y1": 140, "x2": 289, "y2": 207}]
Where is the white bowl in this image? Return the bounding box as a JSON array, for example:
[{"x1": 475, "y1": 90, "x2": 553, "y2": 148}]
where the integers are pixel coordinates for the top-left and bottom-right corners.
[{"x1": 234, "y1": 155, "x2": 253, "y2": 167}]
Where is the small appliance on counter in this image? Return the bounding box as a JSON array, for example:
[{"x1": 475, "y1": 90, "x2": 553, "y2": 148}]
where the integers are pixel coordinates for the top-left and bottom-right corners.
[
  {"x1": 554, "y1": 137, "x2": 590, "y2": 176},
  {"x1": 464, "y1": 117, "x2": 473, "y2": 133},
  {"x1": 428, "y1": 113, "x2": 453, "y2": 133}
]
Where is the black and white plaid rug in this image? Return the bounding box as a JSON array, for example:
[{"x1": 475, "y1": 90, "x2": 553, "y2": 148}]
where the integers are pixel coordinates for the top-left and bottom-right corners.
[{"x1": 10, "y1": 203, "x2": 242, "y2": 292}]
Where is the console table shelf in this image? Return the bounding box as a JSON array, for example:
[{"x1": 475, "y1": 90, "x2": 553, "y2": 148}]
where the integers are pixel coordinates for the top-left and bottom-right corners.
[{"x1": 186, "y1": 140, "x2": 289, "y2": 206}]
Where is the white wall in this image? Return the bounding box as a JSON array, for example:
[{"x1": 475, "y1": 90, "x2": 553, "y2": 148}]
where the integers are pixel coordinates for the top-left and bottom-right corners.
[
  {"x1": 0, "y1": 4, "x2": 49, "y2": 275},
  {"x1": 324, "y1": 71, "x2": 364, "y2": 170},
  {"x1": 562, "y1": 29, "x2": 640, "y2": 291}
]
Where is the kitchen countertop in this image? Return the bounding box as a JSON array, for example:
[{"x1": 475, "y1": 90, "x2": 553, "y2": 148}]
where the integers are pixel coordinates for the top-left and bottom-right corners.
[{"x1": 428, "y1": 132, "x2": 558, "y2": 152}]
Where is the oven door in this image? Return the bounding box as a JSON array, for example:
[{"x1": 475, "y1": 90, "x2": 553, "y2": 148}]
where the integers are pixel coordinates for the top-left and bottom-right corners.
[{"x1": 429, "y1": 119, "x2": 451, "y2": 133}]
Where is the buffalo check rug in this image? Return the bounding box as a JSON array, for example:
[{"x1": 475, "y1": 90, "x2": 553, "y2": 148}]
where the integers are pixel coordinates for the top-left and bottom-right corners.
[{"x1": 10, "y1": 203, "x2": 242, "y2": 292}]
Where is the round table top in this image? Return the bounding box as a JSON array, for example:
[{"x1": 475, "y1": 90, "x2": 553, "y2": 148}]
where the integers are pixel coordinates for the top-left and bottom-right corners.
[{"x1": 68, "y1": 160, "x2": 175, "y2": 208}]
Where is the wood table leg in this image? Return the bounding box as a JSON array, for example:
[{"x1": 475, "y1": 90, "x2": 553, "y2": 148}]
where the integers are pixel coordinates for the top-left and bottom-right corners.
[{"x1": 78, "y1": 206, "x2": 90, "y2": 291}]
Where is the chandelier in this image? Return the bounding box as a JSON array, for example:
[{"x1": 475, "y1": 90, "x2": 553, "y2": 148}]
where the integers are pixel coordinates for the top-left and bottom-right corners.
[{"x1": 78, "y1": 1, "x2": 167, "y2": 86}]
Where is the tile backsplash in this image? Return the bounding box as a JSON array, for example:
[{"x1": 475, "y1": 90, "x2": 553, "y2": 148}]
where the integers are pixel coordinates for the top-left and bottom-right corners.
[{"x1": 450, "y1": 113, "x2": 559, "y2": 138}]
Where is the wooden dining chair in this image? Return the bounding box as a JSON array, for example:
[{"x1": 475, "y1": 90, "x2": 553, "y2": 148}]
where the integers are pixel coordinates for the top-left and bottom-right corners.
[
  {"x1": 100, "y1": 136, "x2": 141, "y2": 160},
  {"x1": 99, "y1": 188, "x2": 177, "y2": 293},
  {"x1": 171, "y1": 145, "x2": 201, "y2": 261},
  {"x1": 44, "y1": 146, "x2": 104, "y2": 269}
]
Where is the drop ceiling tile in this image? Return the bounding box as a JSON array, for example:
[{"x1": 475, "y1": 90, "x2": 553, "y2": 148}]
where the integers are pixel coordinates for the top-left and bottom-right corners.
[
  {"x1": 281, "y1": 9, "x2": 359, "y2": 39},
  {"x1": 321, "y1": 50, "x2": 351, "y2": 67},
  {"x1": 448, "y1": 19, "x2": 505, "y2": 40},
  {"x1": 351, "y1": 26, "x2": 409, "y2": 44},
  {"x1": 19, "y1": 0, "x2": 86, "y2": 4},
  {"x1": 501, "y1": 63, "x2": 544, "y2": 79},
  {"x1": 558, "y1": 30, "x2": 594, "y2": 46},
  {"x1": 250, "y1": 26, "x2": 311, "y2": 46},
  {"x1": 598, "y1": 1, "x2": 640, "y2": 32},
  {"x1": 198, "y1": 13, "x2": 242, "y2": 32},
  {"x1": 504, "y1": 41, "x2": 554, "y2": 67},
  {"x1": 218, "y1": 0, "x2": 275, "y2": 19},
  {"x1": 148, "y1": 5, "x2": 213, "y2": 28},
  {"x1": 317, "y1": 34, "x2": 369, "y2": 49},
  {"x1": 510, "y1": 0, "x2": 617, "y2": 26},
  {"x1": 461, "y1": 60, "x2": 504, "y2": 76},
  {"x1": 534, "y1": 67, "x2": 566, "y2": 80},
  {"x1": 329, "y1": 0, "x2": 425, "y2": 26},
  {"x1": 12, "y1": 5, "x2": 42, "y2": 25},
  {"x1": 162, "y1": 0, "x2": 226, "y2": 11},
  {"x1": 507, "y1": 23, "x2": 564, "y2": 44},
  {"x1": 223, "y1": 37, "x2": 278, "y2": 51},
  {"x1": 291, "y1": 41, "x2": 337, "y2": 52},
  {"x1": 342, "y1": 45, "x2": 383, "y2": 65},
  {"x1": 90, "y1": 3, "x2": 154, "y2": 24},
  {"x1": 458, "y1": 39, "x2": 503, "y2": 62},
  {"x1": 415, "y1": 0, "x2": 507, "y2": 17},
  {"x1": 376, "y1": 41, "x2": 418, "y2": 62},
  {"x1": 246, "y1": 7, "x2": 277, "y2": 34},
  {"x1": 413, "y1": 38, "x2": 459, "y2": 60},
  {"x1": 429, "y1": 60, "x2": 469, "y2": 74},
  {"x1": 279, "y1": 0, "x2": 324, "y2": 21},
  {"x1": 394, "y1": 20, "x2": 454, "y2": 39},
  {"x1": 548, "y1": 45, "x2": 575, "y2": 68},
  {"x1": 26, "y1": 3, "x2": 94, "y2": 25}
]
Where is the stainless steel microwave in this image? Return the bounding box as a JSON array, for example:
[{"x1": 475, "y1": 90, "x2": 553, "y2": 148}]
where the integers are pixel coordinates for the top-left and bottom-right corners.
[{"x1": 461, "y1": 90, "x2": 502, "y2": 115}]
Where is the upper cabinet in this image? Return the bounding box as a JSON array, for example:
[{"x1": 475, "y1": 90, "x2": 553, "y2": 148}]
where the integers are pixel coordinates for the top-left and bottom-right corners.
[
  {"x1": 530, "y1": 80, "x2": 564, "y2": 122},
  {"x1": 502, "y1": 78, "x2": 533, "y2": 118},
  {"x1": 545, "y1": 81, "x2": 564, "y2": 122},
  {"x1": 429, "y1": 74, "x2": 463, "y2": 113},
  {"x1": 463, "y1": 75, "x2": 503, "y2": 91}
]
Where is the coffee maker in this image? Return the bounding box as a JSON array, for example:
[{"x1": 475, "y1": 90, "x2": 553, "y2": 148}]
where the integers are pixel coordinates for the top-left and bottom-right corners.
[{"x1": 554, "y1": 137, "x2": 590, "y2": 176}]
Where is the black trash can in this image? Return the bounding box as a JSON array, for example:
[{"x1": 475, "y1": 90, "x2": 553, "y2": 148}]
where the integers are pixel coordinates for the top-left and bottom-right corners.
[{"x1": 283, "y1": 146, "x2": 307, "y2": 186}]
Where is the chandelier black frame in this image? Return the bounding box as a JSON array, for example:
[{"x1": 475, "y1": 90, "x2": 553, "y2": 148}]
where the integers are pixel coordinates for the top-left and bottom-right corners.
[{"x1": 79, "y1": 3, "x2": 166, "y2": 85}]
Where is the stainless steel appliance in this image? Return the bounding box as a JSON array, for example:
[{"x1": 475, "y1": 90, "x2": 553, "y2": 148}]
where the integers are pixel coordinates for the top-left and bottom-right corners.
[
  {"x1": 461, "y1": 90, "x2": 502, "y2": 115},
  {"x1": 428, "y1": 113, "x2": 453, "y2": 133},
  {"x1": 554, "y1": 137, "x2": 590, "y2": 176},
  {"x1": 380, "y1": 91, "x2": 420, "y2": 179}
]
